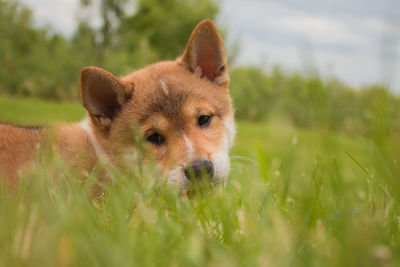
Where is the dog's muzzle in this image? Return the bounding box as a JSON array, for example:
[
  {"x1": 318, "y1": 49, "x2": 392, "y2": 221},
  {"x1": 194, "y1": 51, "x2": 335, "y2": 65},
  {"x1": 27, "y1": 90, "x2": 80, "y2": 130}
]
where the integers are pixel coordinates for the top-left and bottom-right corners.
[{"x1": 184, "y1": 160, "x2": 214, "y2": 181}]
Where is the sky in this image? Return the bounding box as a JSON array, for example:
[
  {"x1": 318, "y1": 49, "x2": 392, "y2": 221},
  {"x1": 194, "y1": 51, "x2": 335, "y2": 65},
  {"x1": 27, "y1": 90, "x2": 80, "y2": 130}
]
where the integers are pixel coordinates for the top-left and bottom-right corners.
[{"x1": 20, "y1": 0, "x2": 400, "y2": 92}]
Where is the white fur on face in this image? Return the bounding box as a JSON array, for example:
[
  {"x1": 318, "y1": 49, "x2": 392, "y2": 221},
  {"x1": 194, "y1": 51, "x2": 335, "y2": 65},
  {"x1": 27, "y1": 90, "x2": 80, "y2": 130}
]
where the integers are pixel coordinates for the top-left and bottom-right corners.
[
  {"x1": 211, "y1": 145, "x2": 230, "y2": 183},
  {"x1": 184, "y1": 135, "x2": 194, "y2": 160},
  {"x1": 210, "y1": 115, "x2": 235, "y2": 184},
  {"x1": 159, "y1": 79, "x2": 169, "y2": 95},
  {"x1": 210, "y1": 134, "x2": 230, "y2": 184},
  {"x1": 167, "y1": 135, "x2": 194, "y2": 189},
  {"x1": 224, "y1": 115, "x2": 236, "y2": 149},
  {"x1": 166, "y1": 165, "x2": 187, "y2": 188}
]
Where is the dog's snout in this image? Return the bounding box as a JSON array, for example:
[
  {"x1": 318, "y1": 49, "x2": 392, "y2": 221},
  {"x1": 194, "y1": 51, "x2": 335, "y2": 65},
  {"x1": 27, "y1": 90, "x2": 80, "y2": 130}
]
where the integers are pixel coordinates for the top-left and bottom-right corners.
[{"x1": 184, "y1": 160, "x2": 214, "y2": 180}]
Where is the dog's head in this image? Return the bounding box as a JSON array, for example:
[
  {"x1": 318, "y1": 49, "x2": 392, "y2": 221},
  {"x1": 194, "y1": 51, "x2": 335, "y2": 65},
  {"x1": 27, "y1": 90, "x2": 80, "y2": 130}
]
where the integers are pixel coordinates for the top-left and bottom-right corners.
[{"x1": 79, "y1": 20, "x2": 235, "y2": 191}]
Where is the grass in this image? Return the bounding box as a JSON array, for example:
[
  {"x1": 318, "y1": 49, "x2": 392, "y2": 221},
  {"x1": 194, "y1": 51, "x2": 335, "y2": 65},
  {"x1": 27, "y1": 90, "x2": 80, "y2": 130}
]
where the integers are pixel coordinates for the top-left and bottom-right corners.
[
  {"x1": 1, "y1": 97, "x2": 400, "y2": 266},
  {"x1": 0, "y1": 97, "x2": 84, "y2": 125}
]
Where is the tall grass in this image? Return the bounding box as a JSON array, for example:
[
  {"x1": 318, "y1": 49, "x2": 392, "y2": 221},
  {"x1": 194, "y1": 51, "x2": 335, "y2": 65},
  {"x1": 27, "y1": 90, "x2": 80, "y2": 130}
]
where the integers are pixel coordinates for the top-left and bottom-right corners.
[{"x1": 0, "y1": 98, "x2": 400, "y2": 266}]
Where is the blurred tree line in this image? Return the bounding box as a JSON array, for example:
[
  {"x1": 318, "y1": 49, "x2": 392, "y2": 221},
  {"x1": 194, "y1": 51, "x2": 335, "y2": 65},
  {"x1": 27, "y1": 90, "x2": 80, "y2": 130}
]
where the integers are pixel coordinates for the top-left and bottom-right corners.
[
  {"x1": 230, "y1": 66, "x2": 400, "y2": 136},
  {"x1": 0, "y1": 0, "x2": 218, "y2": 99},
  {"x1": 0, "y1": 0, "x2": 399, "y2": 136}
]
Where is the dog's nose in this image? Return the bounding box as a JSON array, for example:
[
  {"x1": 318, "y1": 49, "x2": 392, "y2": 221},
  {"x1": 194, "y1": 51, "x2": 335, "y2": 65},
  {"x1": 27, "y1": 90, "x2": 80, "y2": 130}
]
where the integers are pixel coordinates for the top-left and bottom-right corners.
[{"x1": 184, "y1": 160, "x2": 214, "y2": 180}]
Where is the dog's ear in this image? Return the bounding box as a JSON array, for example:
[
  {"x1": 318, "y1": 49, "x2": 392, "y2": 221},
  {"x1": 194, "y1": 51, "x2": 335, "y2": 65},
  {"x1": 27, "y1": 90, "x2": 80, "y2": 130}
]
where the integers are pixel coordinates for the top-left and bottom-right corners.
[
  {"x1": 180, "y1": 19, "x2": 229, "y2": 87},
  {"x1": 80, "y1": 66, "x2": 133, "y2": 128}
]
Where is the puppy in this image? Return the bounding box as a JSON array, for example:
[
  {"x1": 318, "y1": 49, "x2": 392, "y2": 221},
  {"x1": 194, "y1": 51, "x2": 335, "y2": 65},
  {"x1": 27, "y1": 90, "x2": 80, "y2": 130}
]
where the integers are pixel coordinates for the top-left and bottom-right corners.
[{"x1": 0, "y1": 20, "x2": 236, "y2": 192}]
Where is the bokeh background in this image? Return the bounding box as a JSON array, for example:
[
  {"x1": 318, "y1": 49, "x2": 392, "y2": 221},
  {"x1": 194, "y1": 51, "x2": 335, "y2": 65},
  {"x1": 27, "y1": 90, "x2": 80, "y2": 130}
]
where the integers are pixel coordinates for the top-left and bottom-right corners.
[
  {"x1": 2, "y1": 1, "x2": 400, "y2": 266},
  {"x1": 1, "y1": 0, "x2": 400, "y2": 135},
  {"x1": 22, "y1": 0, "x2": 400, "y2": 90}
]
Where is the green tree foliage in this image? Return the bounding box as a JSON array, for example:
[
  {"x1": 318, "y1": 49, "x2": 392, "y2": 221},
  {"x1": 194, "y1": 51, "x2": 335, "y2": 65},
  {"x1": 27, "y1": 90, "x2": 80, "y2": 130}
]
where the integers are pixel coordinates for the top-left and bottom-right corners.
[
  {"x1": 0, "y1": 1, "x2": 96, "y2": 99},
  {"x1": 120, "y1": 0, "x2": 219, "y2": 60},
  {"x1": 79, "y1": 0, "x2": 219, "y2": 60},
  {"x1": 80, "y1": 0, "x2": 129, "y2": 47},
  {"x1": 229, "y1": 67, "x2": 274, "y2": 122},
  {"x1": 0, "y1": 0, "x2": 218, "y2": 99},
  {"x1": 230, "y1": 66, "x2": 400, "y2": 136}
]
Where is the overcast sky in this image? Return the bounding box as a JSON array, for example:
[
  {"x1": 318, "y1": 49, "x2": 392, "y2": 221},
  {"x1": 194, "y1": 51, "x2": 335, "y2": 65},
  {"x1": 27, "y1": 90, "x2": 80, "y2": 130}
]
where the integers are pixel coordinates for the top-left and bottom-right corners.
[{"x1": 20, "y1": 0, "x2": 400, "y2": 92}]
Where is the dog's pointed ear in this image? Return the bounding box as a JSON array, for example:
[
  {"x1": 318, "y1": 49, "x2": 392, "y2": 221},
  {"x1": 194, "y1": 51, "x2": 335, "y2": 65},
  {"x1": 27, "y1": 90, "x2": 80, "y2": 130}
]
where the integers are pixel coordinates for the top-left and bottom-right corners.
[
  {"x1": 180, "y1": 19, "x2": 229, "y2": 87},
  {"x1": 80, "y1": 66, "x2": 133, "y2": 128}
]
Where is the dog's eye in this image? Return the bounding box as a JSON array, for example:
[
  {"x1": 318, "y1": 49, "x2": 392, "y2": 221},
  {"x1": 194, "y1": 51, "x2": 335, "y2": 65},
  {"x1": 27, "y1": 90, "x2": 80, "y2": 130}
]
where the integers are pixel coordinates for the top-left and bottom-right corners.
[
  {"x1": 198, "y1": 115, "x2": 212, "y2": 127},
  {"x1": 147, "y1": 133, "x2": 165, "y2": 145}
]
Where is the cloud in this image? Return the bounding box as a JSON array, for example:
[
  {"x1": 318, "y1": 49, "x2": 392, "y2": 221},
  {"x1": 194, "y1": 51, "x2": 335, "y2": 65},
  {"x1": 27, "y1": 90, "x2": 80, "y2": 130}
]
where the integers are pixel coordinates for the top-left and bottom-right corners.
[
  {"x1": 22, "y1": 0, "x2": 80, "y2": 36},
  {"x1": 221, "y1": 0, "x2": 400, "y2": 91},
  {"x1": 276, "y1": 15, "x2": 366, "y2": 46},
  {"x1": 21, "y1": 0, "x2": 103, "y2": 36}
]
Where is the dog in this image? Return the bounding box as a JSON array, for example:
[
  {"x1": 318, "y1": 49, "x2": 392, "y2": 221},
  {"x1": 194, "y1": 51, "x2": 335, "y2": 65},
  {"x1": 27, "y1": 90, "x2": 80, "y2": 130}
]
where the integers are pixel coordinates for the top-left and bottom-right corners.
[{"x1": 0, "y1": 20, "x2": 236, "y2": 193}]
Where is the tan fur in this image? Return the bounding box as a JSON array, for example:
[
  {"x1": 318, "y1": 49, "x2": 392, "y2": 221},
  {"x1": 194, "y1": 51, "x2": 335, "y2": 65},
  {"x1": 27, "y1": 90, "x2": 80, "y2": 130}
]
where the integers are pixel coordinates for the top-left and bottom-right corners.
[
  {"x1": 0, "y1": 20, "x2": 235, "y2": 191},
  {"x1": 0, "y1": 123, "x2": 97, "y2": 186},
  {"x1": 0, "y1": 125, "x2": 42, "y2": 186}
]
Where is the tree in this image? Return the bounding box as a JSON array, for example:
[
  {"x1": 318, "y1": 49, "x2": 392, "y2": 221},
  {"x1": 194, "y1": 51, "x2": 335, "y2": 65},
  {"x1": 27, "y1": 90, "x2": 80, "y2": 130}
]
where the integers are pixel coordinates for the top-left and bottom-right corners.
[
  {"x1": 118, "y1": 0, "x2": 219, "y2": 59},
  {"x1": 80, "y1": 0, "x2": 129, "y2": 47}
]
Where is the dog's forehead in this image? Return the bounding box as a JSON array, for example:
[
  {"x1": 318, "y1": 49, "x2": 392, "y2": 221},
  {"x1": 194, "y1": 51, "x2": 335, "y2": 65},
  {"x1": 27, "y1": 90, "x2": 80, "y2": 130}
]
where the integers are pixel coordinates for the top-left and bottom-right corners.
[
  {"x1": 142, "y1": 85, "x2": 189, "y2": 131},
  {"x1": 123, "y1": 62, "x2": 230, "y2": 128}
]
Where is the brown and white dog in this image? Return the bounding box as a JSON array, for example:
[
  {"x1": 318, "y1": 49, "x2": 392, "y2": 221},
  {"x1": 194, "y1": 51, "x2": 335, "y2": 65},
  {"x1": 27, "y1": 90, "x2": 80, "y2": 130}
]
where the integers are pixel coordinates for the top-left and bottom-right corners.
[{"x1": 0, "y1": 20, "x2": 235, "y2": 192}]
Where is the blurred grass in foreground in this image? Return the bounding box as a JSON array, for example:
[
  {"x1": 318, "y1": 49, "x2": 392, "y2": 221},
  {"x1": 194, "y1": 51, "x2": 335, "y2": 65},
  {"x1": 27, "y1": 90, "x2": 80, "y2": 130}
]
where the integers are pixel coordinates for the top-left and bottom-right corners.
[{"x1": 0, "y1": 97, "x2": 400, "y2": 266}]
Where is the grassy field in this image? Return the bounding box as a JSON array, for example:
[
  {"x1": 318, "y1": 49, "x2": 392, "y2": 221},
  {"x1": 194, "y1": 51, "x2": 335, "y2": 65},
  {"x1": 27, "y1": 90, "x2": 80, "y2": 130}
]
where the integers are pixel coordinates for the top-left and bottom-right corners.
[{"x1": 1, "y1": 97, "x2": 400, "y2": 266}]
